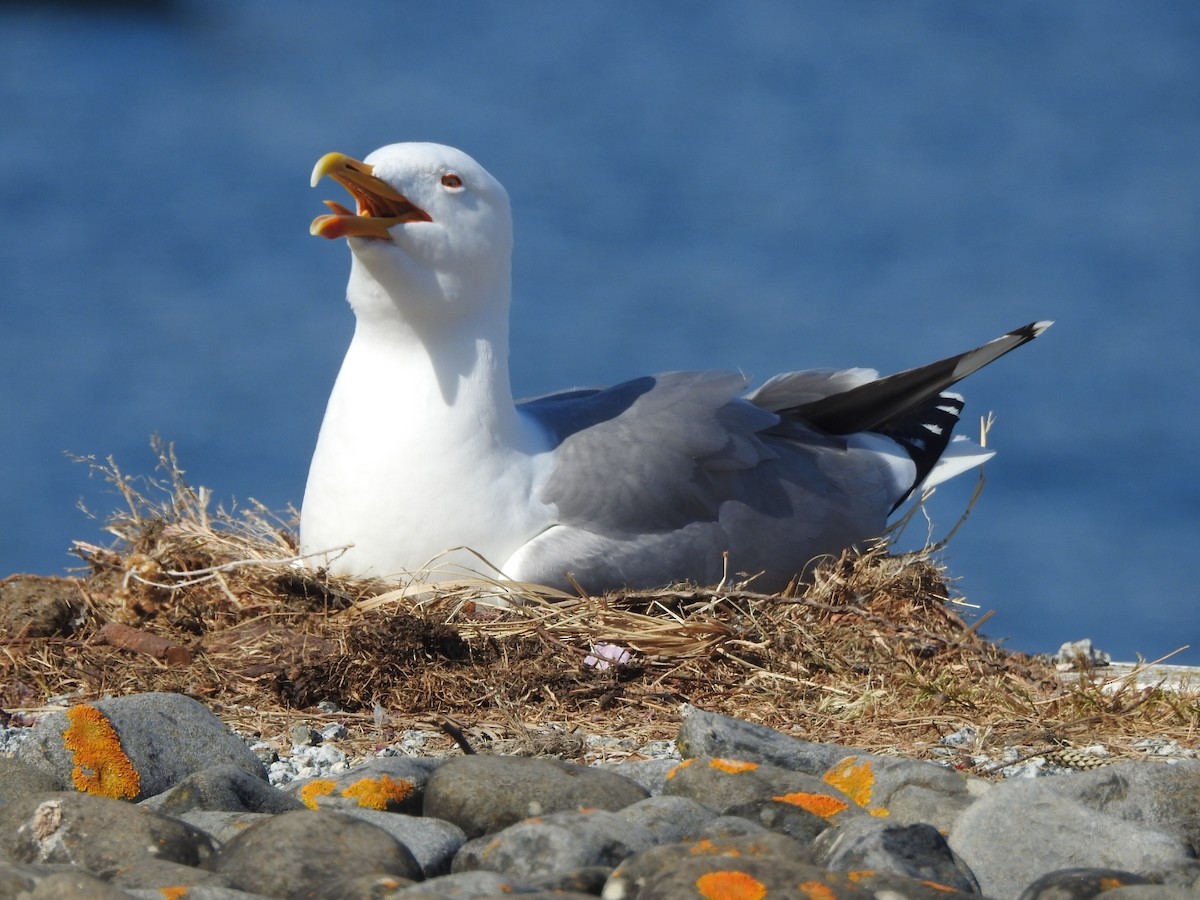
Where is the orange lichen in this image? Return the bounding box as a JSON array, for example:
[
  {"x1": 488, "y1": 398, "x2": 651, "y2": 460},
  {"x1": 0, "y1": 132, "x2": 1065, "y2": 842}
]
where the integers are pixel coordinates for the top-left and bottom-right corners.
[
  {"x1": 798, "y1": 882, "x2": 836, "y2": 900},
  {"x1": 709, "y1": 758, "x2": 759, "y2": 774},
  {"x1": 339, "y1": 774, "x2": 415, "y2": 810},
  {"x1": 298, "y1": 778, "x2": 337, "y2": 809},
  {"x1": 920, "y1": 881, "x2": 960, "y2": 893},
  {"x1": 62, "y1": 704, "x2": 140, "y2": 800},
  {"x1": 773, "y1": 791, "x2": 850, "y2": 821},
  {"x1": 689, "y1": 838, "x2": 742, "y2": 857},
  {"x1": 822, "y1": 756, "x2": 889, "y2": 816},
  {"x1": 1099, "y1": 877, "x2": 1124, "y2": 890},
  {"x1": 846, "y1": 870, "x2": 876, "y2": 882},
  {"x1": 159, "y1": 888, "x2": 189, "y2": 900},
  {"x1": 696, "y1": 870, "x2": 767, "y2": 900},
  {"x1": 666, "y1": 758, "x2": 697, "y2": 779}
]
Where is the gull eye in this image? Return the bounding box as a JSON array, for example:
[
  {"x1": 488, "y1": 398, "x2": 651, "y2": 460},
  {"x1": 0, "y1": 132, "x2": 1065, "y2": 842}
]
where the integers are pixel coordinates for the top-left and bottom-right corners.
[{"x1": 441, "y1": 173, "x2": 463, "y2": 189}]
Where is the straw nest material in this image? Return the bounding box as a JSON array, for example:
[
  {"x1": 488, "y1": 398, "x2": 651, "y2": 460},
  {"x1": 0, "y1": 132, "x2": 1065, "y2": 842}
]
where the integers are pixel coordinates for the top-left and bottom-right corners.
[{"x1": 2, "y1": 441, "x2": 1196, "y2": 771}]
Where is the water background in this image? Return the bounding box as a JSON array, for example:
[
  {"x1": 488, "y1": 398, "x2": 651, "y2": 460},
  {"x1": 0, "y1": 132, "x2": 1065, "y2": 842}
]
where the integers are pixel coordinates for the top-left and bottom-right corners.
[{"x1": 2, "y1": 1, "x2": 1197, "y2": 663}]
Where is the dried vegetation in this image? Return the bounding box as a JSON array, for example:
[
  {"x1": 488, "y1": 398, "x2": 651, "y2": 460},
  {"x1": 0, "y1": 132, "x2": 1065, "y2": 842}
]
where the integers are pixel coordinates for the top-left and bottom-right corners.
[{"x1": 2, "y1": 442, "x2": 1196, "y2": 771}]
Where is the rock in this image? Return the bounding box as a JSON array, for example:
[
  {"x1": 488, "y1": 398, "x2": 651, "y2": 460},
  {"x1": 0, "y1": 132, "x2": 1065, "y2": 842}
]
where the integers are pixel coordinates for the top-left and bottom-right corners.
[
  {"x1": 109, "y1": 855, "x2": 233, "y2": 891},
  {"x1": 20, "y1": 869, "x2": 135, "y2": 898},
  {"x1": 1099, "y1": 888, "x2": 1197, "y2": 899},
  {"x1": 605, "y1": 833, "x2": 817, "y2": 898},
  {"x1": 422, "y1": 755, "x2": 649, "y2": 838},
  {"x1": 0, "y1": 756, "x2": 66, "y2": 805},
  {"x1": 294, "y1": 871, "x2": 417, "y2": 898},
  {"x1": 813, "y1": 816, "x2": 980, "y2": 893},
  {"x1": 382, "y1": 869, "x2": 530, "y2": 897},
  {"x1": 1054, "y1": 638, "x2": 1111, "y2": 666},
  {"x1": 125, "y1": 887, "x2": 274, "y2": 899},
  {"x1": 616, "y1": 795, "x2": 715, "y2": 844},
  {"x1": 607, "y1": 757, "x2": 680, "y2": 795},
  {"x1": 0, "y1": 791, "x2": 217, "y2": 878},
  {"x1": 323, "y1": 808, "x2": 466, "y2": 877},
  {"x1": 452, "y1": 808, "x2": 658, "y2": 880},
  {"x1": 1036, "y1": 760, "x2": 1200, "y2": 852},
  {"x1": 677, "y1": 708, "x2": 858, "y2": 774},
  {"x1": 837, "y1": 869, "x2": 982, "y2": 898},
  {"x1": 1016, "y1": 866, "x2": 1153, "y2": 899},
  {"x1": 171, "y1": 809, "x2": 273, "y2": 844},
  {"x1": 204, "y1": 809, "x2": 423, "y2": 898},
  {"x1": 630, "y1": 853, "x2": 875, "y2": 899},
  {"x1": 660, "y1": 755, "x2": 856, "y2": 829},
  {"x1": 144, "y1": 763, "x2": 305, "y2": 814},
  {"x1": 949, "y1": 779, "x2": 1193, "y2": 899},
  {"x1": 819, "y1": 752, "x2": 974, "y2": 822},
  {"x1": 722, "y1": 795, "x2": 831, "y2": 843},
  {"x1": 287, "y1": 757, "x2": 436, "y2": 815},
  {"x1": 524, "y1": 865, "x2": 614, "y2": 894},
  {"x1": 16, "y1": 692, "x2": 266, "y2": 801}
]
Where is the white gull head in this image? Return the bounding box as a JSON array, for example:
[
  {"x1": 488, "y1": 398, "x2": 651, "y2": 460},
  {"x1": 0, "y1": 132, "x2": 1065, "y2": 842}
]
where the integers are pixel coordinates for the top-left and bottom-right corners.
[{"x1": 301, "y1": 143, "x2": 551, "y2": 581}]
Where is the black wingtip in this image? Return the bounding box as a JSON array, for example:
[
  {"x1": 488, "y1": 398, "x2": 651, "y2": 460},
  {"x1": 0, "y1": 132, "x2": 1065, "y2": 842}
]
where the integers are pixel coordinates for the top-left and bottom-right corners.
[
  {"x1": 879, "y1": 391, "x2": 966, "y2": 512},
  {"x1": 784, "y1": 319, "x2": 1051, "y2": 436}
]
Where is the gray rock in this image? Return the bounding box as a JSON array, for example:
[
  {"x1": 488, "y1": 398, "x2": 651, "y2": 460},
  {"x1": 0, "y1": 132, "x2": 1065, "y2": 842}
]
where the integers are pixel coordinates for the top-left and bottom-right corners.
[
  {"x1": 205, "y1": 809, "x2": 423, "y2": 898},
  {"x1": 452, "y1": 808, "x2": 657, "y2": 880},
  {"x1": 697, "y1": 814, "x2": 775, "y2": 839},
  {"x1": 1100, "y1": 888, "x2": 1197, "y2": 899},
  {"x1": 604, "y1": 833, "x2": 817, "y2": 899},
  {"x1": 172, "y1": 809, "x2": 273, "y2": 844},
  {"x1": 616, "y1": 795, "x2": 716, "y2": 843},
  {"x1": 1016, "y1": 866, "x2": 1152, "y2": 899},
  {"x1": 286, "y1": 757, "x2": 437, "y2": 815},
  {"x1": 660, "y1": 755, "x2": 857, "y2": 827},
  {"x1": 386, "y1": 869, "x2": 531, "y2": 897},
  {"x1": 631, "y1": 854, "x2": 875, "y2": 899},
  {"x1": 819, "y1": 751, "x2": 974, "y2": 820},
  {"x1": 20, "y1": 869, "x2": 135, "y2": 898},
  {"x1": 606, "y1": 757, "x2": 679, "y2": 795},
  {"x1": 723, "y1": 796, "x2": 830, "y2": 844},
  {"x1": 303, "y1": 871, "x2": 417, "y2": 898},
  {"x1": 423, "y1": 755, "x2": 649, "y2": 838},
  {"x1": 524, "y1": 865, "x2": 613, "y2": 895},
  {"x1": 109, "y1": 856, "x2": 233, "y2": 891},
  {"x1": 949, "y1": 779, "x2": 1193, "y2": 899},
  {"x1": 813, "y1": 816, "x2": 979, "y2": 893},
  {"x1": 0, "y1": 756, "x2": 66, "y2": 806},
  {"x1": 835, "y1": 869, "x2": 982, "y2": 898},
  {"x1": 328, "y1": 808, "x2": 467, "y2": 877},
  {"x1": 677, "y1": 708, "x2": 858, "y2": 774},
  {"x1": 0, "y1": 860, "x2": 87, "y2": 896},
  {"x1": 1037, "y1": 760, "x2": 1200, "y2": 853},
  {"x1": 16, "y1": 692, "x2": 265, "y2": 801},
  {"x1": 0, "y1": 791, "x2": 217, "y2": 878},
  {"x1": 125, "y1": 889, "x2": 272, "y2": 900},
  {"x1": 143, "y1": 763, "x2": 305, "y2": 814},
  {"x1": 886, "y1": 778, "x2": 985, "y2": 833}
]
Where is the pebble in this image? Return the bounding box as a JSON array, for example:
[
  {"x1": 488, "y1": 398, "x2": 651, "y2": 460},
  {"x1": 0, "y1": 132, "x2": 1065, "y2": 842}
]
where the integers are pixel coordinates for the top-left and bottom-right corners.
[{"x1": 0, "y1": 697, "x2": 1197, "y2": 898}]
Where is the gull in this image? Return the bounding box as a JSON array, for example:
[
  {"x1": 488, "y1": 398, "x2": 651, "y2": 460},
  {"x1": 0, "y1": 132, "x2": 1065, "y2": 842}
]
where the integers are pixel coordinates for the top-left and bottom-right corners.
[{"x1": 300, "y1": 141, "x2": 1049, "y2": 593}]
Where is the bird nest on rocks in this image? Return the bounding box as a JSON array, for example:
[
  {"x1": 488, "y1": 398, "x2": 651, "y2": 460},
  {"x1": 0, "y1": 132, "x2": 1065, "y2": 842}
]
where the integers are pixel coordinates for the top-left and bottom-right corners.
[{"x1": 2, "y1": 441, "x2": 1196, "y2": 772}]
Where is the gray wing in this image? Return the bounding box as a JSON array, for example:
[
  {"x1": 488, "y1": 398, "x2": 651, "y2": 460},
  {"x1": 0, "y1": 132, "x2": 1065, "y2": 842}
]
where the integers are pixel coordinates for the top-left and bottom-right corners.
[
  {"x1": 515, "y1": 371, "x2": 892, "y2": 592},
  {"x1": 522, "y1": 371, "x2": 784, "y2": 533}
]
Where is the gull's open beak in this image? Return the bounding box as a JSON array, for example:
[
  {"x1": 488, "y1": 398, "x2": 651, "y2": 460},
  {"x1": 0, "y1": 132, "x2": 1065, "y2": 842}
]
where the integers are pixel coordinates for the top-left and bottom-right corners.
[{"x1": 309, "y1": 152, "x2": 432, "y2": 240}]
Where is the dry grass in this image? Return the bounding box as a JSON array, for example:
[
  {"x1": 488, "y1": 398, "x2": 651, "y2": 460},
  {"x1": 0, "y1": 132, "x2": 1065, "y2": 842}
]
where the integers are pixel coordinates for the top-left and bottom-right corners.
[{"x1": 2, "y1": 440, "x2": 1196, "y2": 771}]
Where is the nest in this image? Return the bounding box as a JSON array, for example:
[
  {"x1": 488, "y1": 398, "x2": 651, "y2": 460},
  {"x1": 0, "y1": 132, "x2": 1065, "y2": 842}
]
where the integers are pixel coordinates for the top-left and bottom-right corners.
[{"x1": 2, "y1": 441, "x2": 1196, "y2": 771}]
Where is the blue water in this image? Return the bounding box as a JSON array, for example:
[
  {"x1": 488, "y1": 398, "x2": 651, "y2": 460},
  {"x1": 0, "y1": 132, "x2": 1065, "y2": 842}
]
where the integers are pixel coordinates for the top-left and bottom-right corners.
[{"x1": 2, "y1": 1, "x2": 1197, "y2": 663}]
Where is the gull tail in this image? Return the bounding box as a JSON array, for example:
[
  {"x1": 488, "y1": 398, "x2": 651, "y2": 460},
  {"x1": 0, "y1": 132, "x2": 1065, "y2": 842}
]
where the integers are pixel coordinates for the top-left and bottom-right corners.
[{"x1": 785, "y1": 320, "x2": 1052, "y2": 509}]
